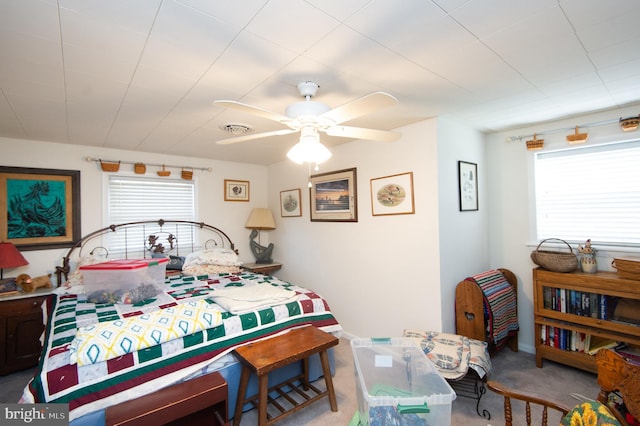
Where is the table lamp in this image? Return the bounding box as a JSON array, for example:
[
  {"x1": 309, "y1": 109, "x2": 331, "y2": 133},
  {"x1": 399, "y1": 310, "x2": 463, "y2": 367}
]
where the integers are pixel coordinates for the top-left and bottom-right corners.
[
  {"x1": 0, "y1": 241, "x2": 29, "y2": 280},
  {"x1": 245, "y1": 208, "x2": 276, "y2": 264}
]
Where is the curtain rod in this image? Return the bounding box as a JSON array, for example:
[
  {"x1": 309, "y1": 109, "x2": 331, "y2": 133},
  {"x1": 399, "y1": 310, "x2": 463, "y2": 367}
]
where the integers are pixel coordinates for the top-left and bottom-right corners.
[
  {"x1": 506, "y1": 116, "x2": 630, "y2": 143},
  {"x1": 84, "y1": 156, "x2": 213, "y2": 172}
]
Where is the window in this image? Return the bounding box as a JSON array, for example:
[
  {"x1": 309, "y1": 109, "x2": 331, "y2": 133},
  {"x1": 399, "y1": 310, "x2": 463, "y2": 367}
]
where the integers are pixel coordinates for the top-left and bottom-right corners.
[
  {"x1": 106, "y1": 175, "x2": 196, "y2": 255},
  {"x1": 534, "y1": 140, "x2": 640, "y2": 247}
]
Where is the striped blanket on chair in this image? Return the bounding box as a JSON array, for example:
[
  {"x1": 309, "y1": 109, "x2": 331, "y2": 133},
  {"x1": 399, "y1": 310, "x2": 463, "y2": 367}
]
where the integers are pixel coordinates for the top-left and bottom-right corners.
[{"x1": 469, "y1": 269, "x2": 519, "y2": 347}]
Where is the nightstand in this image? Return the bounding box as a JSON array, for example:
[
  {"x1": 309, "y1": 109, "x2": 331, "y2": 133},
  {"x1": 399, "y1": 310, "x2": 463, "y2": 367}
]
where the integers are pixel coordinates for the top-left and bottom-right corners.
[
  {"x1": 0, "y1": 288, "x2": 53, "y2": 375},
  {"x1": 242, "y1": 262, "x2": 282, "y2": 276}
]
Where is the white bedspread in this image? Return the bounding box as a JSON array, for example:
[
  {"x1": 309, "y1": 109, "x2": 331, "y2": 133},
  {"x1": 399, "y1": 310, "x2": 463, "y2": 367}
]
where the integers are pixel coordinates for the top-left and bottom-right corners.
[{"x1": 210, "y1": 282, "x2": 298, "y2": 314}]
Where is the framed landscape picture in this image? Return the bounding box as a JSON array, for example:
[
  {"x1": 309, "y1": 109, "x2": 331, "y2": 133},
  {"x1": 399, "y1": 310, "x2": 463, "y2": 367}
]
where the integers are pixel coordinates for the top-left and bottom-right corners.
[
  {"x1": 370, "y1": 172, "x2": 415, "y2": 216},
  {"x1": 0, "y1": 166, "x2": 81, "y2": 250},
  {"x1": 280, "y1": 188, "x2": 302, "y2": 217},
  {"x1": 309, "y1": 168, "x2": 357, "y2": 222}
]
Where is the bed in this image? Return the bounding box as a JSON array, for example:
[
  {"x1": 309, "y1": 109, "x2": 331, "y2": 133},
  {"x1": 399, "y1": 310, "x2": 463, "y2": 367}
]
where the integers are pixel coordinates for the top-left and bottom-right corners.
[{"x1": 20, "y1": 219, "x2": 342, "y2": 425}]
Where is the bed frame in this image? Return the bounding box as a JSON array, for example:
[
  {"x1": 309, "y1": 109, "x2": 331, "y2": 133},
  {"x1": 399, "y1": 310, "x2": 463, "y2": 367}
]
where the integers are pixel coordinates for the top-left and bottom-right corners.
[{"x1": 55, "y1": 219, "x2": 238, "y2": 286}]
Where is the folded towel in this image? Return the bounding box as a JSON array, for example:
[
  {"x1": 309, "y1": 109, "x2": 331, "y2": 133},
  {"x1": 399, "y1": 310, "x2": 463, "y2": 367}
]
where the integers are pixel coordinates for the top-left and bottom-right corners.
[{"x1": 210, "y1": 283, "x2": 298, "y2": 314}]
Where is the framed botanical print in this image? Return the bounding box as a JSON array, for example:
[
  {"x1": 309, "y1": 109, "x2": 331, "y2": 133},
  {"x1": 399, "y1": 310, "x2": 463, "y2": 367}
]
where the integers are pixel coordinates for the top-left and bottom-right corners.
[
  {"x1": 0, "y1": 166, "x2": 81, "y2": 250},
  {"x1": 309, "y1": 168, "x2": 357, "y2": 222},
  {"x1": 458, "y1": 161, "x2": 478, "y2": 211},
  {"x1": 280, "y1": 188, "x2": 302, "y2": 217}
]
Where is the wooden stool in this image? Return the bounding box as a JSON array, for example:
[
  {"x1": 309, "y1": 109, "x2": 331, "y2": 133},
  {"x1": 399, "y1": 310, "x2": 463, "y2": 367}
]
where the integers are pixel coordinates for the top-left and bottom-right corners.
[{"x1": 232, "y1": 326, "x2": 339, "y2": 425}]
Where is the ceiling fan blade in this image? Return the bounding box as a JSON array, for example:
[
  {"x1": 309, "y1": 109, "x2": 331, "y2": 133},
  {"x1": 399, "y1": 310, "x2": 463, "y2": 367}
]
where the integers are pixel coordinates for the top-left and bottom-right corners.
[
  {"x1": 321, "y1": 92, "x2": 398, "y2": 125},
  {"x1": 325, "y1": 125, "x2": 400, "y2": 142},
  {"x1": 217, "y1": 129, "x2": 296, "y2": 145},
  {"x1": 214, "y1": 100, "x2": 291, "y2": 124}
]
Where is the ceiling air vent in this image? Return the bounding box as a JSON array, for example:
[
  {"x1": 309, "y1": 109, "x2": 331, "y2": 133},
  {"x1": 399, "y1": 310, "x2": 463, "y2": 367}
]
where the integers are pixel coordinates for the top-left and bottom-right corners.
[{"x1": 220, "y1": 123, "x2": 252, "y2": 135}]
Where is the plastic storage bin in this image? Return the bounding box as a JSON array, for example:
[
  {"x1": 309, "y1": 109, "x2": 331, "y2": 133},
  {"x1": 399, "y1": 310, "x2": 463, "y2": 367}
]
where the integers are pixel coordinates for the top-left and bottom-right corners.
[
  {"x1": 80, "y1": 258, "x2": 168, "y2": 304},
  {"x1": 351, "y1": 338, "x2": 456, "y2": 426}
]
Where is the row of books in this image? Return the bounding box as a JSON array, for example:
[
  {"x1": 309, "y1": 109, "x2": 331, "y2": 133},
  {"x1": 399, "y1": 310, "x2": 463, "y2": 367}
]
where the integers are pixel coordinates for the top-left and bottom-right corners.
[
  {"x1": 540, "y1": 325, "x2": 619, "y2": 355},
  {"x1": 542, "y1": 287, "x2": 615, "y2": 319}
]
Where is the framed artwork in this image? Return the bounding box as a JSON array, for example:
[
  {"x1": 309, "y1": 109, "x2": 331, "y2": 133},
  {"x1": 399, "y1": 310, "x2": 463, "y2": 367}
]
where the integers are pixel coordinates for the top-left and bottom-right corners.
[
  {"x1": 309, "y1": 168, "x2": 357, "y2": 222},
  {"x1": 458, "y1": 161, "x2": 478, "y2": 211},
  {"x1": 370, "y1": 172, "x2": 415, "y2": 216},
  {"x1": 280, "y1": 188, "x2": 302, "y2": 217},
  {"x1": 0, "y1": 166, "x2": 81, "y2": 250},
  {"x1": 224, "y1": 179, "x2": 250, "y2": 201}
]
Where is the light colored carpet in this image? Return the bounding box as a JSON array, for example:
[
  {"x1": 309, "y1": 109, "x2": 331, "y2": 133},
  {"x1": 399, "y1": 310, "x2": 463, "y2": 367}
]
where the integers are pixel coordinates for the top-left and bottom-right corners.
[
  {"x1": 2, "y1": 337, "x2": 601, "y2": 425},
  {"x1": 237, "y1": 337, "x2": 601, "y2": 425}
]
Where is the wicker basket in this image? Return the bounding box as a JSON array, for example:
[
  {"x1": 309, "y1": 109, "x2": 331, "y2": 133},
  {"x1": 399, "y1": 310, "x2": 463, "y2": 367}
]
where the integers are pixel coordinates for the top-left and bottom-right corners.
[
  {"x1": 612, "y1": 257, "x2": 640, "y2": 281},
  {"x1": 134, "y1": 163, "x2": 146, "y2": 174},
  {"x1": 100, "y1": 160, "x2": 120, "y2": 172},
  {"x1": 531, "y1": 238, "x2": 578, "y2": 273},
  {"x1": 157, "y1": 165, "x2": 171, "y2": 177},
  {"x1": 181, "y1": 167, "x2": 193, "y2": 180}
]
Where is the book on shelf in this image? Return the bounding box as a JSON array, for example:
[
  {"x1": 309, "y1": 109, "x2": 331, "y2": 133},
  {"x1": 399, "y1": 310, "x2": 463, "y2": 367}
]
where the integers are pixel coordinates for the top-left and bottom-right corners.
[{"x1": 585, "y1": 335, "x2": 619, "y2": 355}]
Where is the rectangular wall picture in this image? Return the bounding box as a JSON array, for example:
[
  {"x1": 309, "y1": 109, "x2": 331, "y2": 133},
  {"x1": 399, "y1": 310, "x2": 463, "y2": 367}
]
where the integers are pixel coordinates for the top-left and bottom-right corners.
[
  {"x1": 0, "y1": 166, "x2": 81, "y2": 250},
  {"x1": 280, "y1": 188, "x2": 302, "y2": 217},
  {"x1": 224, "y1": 179, "x2": 250, "y2": 201},
  {"x1": 458, "y1": 161, "x2": 478, "y2": 211},
  {"x1": 370, "y1": 172, "x2": 415, "y2": 216},
  {"x1": 309, "y1": 168, "x2": 357, "y2": 222}
]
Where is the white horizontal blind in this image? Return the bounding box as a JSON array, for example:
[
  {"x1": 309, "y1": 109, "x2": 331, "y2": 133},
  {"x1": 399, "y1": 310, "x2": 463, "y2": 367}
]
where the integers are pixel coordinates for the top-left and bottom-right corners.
[
  {"x1": 107, "y1": 176, "x2": 196, "y2": 255},
  {"x1": 535, "y1": 140, "x2": 640, "y2": 247}
]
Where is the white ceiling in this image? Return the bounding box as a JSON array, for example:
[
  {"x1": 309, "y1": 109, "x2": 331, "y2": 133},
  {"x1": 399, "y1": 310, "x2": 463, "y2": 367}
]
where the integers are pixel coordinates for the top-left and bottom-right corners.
[{"x1": 1, "y1": 0, "x2": 639, "y2": 165}]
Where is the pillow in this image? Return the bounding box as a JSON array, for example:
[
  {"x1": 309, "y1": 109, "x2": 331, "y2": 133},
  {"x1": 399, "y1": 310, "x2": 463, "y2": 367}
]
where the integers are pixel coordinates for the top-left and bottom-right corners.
[
  {"x1": 183, "y1": 248, "x2": 241, "y2": 268},
  {"x1": 167, "y1": 255, "x2": 185, "y2": 271},
  {"x1": 182, "y1": 264, "x2": 242, "y2": 276},
  {"x1": 150, "y1": 253, "x2": 184, "y2": 271},
  {"x1": 64, "y1": 255, "x2": 106, "y2": 291}
]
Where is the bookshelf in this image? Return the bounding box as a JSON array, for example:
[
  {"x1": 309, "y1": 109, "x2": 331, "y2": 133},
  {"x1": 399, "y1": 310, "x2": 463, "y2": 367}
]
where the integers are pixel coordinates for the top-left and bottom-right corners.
[{"x1": 533, "y1": 268, "x2": 640, "y2": 373}]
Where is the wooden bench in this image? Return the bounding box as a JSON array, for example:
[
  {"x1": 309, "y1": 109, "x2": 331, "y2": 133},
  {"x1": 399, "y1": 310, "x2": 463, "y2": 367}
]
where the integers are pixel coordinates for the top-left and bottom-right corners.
[
  {"x1": 106, "y1": 371, "x2": 228, "y2": 426},
  {"x1": 232, "y1": 326, "x2": 339, "y2": 425}
]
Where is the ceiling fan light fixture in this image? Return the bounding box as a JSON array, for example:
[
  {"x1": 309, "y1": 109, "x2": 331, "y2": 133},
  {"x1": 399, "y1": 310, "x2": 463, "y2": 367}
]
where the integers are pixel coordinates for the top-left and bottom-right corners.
[{"x1": 287, "y1": 128, "x2": 332, "y2": 165}]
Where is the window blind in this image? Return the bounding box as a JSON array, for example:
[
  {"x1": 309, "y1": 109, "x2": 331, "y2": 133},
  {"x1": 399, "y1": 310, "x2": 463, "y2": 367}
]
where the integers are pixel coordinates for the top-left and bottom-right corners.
[
  {"x1": 107, "y1": 176, "x2": 196, "y2": 255},
  {"x1": 534, "y1": 140, "x2": 640, "y2": 247}
]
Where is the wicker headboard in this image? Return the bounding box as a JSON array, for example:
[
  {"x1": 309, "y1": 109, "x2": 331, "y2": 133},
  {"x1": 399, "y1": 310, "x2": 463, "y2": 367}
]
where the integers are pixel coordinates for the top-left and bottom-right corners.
[{"x1": 55, "y1": 219, "x2": 237, "y2": 286}]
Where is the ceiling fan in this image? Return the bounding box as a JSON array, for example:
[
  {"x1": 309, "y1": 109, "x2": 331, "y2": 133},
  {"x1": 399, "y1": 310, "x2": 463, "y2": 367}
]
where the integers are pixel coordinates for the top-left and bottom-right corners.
[{"x1": 214, "y1": 82, "x2": 401, "y2": 156}]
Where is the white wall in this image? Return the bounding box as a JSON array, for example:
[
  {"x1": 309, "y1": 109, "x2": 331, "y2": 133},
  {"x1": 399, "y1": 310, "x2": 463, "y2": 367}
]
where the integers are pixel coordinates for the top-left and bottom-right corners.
[
  {"x1": 486, "y1": 105, "x2": 640, "y2": 353},
  {"x1": 269, "y1": 118, "x2": 462, "y2": 339},
  {"x1": 0, "y1": 136, "x2": 269, "y2": 280},
  {"x1": 436, "y1": 117, "x2": 489, "y2": 333}
]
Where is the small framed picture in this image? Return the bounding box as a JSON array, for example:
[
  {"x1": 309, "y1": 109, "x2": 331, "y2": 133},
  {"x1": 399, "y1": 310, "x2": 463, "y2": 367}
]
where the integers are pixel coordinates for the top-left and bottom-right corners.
[
  {"x1": 370, "y1": 172, "x2": 415, "y2": 216},
  {"x1": 280, "y1": 188, "x2": 302, "y2": 217},
  {"x1": 309, "y1": 168, "x2": 357, "y2": 222},
  {"x1": 224, "y1": 179, "x2": 250, "y2": 202},
  {"x1": 458, "y1": 161, "x2": 478, "y2": 211}
]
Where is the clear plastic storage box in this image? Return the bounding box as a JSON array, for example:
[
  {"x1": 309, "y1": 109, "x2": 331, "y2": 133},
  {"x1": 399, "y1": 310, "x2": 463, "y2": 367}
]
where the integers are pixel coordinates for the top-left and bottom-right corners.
[
  {"x1": 351, "y1": 338, "x2": 456, "y2": 426},
  {"x1": 80, "y1": 258, "x2": 168, "y2": 304}
]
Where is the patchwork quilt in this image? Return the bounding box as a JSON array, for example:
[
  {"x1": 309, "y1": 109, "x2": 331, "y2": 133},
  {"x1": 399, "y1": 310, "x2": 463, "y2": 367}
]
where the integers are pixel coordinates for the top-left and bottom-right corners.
[{"x1": 22, "y1": 272, "x2": 341, "y2": 422}]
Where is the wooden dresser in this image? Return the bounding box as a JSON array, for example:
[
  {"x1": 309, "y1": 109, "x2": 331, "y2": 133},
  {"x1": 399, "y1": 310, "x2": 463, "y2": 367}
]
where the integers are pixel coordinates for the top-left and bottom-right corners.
[{"x1": 0, "y1": 289, "x2": 51, "y2": 375}]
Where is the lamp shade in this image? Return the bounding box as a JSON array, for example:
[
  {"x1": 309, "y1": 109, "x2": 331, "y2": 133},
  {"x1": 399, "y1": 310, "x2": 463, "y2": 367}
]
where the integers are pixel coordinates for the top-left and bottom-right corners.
[
  {"x1": 0, "y1": 242, "x2": 29, "y2": 269},
  {"x1": 245, "y1": 208, "x2": 276, "y2": 230},
  {"x1": 286, "y1": 127, "x2": 332, "y2": 165}
]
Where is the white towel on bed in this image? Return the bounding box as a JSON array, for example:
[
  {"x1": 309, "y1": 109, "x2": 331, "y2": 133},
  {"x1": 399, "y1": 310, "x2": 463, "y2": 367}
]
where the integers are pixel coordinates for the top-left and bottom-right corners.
[{"x1": 210, "y1": 283, "x2": 298, "y2": 314}]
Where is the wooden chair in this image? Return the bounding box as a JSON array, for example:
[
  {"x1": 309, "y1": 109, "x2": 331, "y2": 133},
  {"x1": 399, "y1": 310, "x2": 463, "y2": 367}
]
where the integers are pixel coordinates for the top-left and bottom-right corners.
[{"x1": 486, "y1": 349, "x2": 640, "y2": 426}]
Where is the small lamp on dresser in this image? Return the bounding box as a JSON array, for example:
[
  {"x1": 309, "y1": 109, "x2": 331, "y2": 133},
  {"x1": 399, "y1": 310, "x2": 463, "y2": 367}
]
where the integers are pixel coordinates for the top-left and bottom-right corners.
[
  {"x1": 245, "y1": 208, "x2": 276, "y2": 264},
  {"x1": 0, "y1": 241, "x2": 29, "y2": 281}
]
